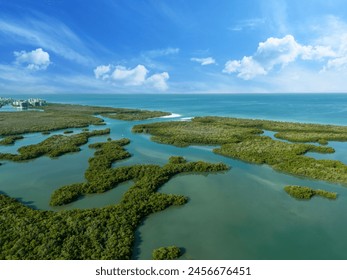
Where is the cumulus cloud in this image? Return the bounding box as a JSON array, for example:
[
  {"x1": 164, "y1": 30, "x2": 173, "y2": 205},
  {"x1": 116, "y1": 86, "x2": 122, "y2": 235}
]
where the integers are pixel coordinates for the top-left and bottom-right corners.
[
  {"x1": 224, "y1": 56, "x2": 266, "y2": 80},
  {"x1": 94, "y1": 65, "x2": 111, "y2": 80},
  {"x1": 256, "y1": 35, "x2": 302, "y2": 67},
  {"x1": 94, "y1": 64, "x2": 169, "y2": 91},
  {"x1": 224, "y1": 35, "x2": 337, "y2": 79},
  {"x1": 14, "y1": 48, "x2": 51, "y2": 70},
  {"x1": 111, "y1": 65, "x2": 148, "y2": 86},
  {"x1": 145, "y1": 72, "x2": 169, "y2": 91},
  {"x1": 191, "y1": 57, "x2": 216, "y2": 66}
]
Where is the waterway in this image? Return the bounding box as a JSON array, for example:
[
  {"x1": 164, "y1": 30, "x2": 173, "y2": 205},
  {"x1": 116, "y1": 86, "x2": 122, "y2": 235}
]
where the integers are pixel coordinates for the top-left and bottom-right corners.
[{"x1": 1, "y1": 93, "x2": 347, "y2": 259}]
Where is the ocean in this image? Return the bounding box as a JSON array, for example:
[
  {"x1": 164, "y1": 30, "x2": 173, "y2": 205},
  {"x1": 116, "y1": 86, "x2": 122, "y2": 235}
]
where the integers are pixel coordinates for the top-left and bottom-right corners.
[
  {"x1": 1, "y1": 93, "x2": 347, "y2": 259},
  {"x1": 37, "y1": 93, "x2": 347, "y2": 125}
]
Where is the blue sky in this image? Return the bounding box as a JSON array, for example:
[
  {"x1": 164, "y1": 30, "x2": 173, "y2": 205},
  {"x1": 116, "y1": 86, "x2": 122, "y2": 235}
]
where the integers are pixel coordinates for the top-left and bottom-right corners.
[{"x1": 1, "y1": 0, "x2": 347, "y2": 94}]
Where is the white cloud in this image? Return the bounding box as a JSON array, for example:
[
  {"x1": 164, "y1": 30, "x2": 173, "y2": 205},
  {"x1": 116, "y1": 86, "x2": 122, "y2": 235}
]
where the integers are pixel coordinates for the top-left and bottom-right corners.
[
  {"x1": 300, "y1": 45, "x2": 336, "y2": 60},
  {"x1": 14, "y1": 48, "x2": 50, "y2": 70},
  {"x1": 93, "y1": 65, "x2": 111, "y2": 79},
  {"x1": 224, "y1": 35, "x2": 337, "y2": 80},
  {"x1": 191, "y1": 57, "x2": 216, "y2": 66},
  {"x1": 256, "y1": 35, "x2": 302, "y2": 67},
  {"x1": 111, "y1": 65, "x2": 148, "y2": 86},
  {"x1": 223, "y1": 56, "x2": 266, "y2": 80},
  {"x1": 257, "y1": 35, "x2": 335, "y2": 65},
  {"x1": 145, "y1": 72, "x2": 169, "y2": 91},
  {"x1": 94, "y1": 64, "x2": 169, "y2": 91}
]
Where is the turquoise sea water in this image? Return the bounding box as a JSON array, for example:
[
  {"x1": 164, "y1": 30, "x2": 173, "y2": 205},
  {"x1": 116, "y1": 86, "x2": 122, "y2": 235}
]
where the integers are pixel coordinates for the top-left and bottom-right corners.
[
  {"x1": 2, "y1": 93, "x2": 347, "y2": 259},
  {"x1": 32, "y1": 93, "x2": 347, "y2": 125}
]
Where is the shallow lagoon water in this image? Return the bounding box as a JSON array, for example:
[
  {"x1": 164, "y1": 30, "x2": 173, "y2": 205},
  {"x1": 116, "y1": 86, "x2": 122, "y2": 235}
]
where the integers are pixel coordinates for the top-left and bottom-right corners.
[
  {"x1": 131, "y1": 139, "x2": 347, "y2": 260},
  {"x1": 1, "y1": 94, "x2": 347, "y2": 259}
]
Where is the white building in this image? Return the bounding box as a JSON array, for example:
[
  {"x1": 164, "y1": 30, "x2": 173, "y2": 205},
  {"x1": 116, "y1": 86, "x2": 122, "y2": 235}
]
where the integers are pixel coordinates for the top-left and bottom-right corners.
[
  {"x1": 12, "y1": 100, "x2": 29, "y2": 108},
  {"x1": 12, "y1": 98, "x2": 46, "y2": 108},
  {"x1": 28, "y1": 98, "x2": 47, "y2": 106}
]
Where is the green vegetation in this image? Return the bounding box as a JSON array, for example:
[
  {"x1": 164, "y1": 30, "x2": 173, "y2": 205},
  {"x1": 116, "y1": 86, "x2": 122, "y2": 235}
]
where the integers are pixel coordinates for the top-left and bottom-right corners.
[
  {"x1": 133, "y1": 117, "x2": 347, "y2": 185},
  {"x1": 63, "y1": 130, "x2": 73, "y2": 134},
  {"x1": 132, "y1": 117, "x2": 263, "y2": 147},
  {"x1": 102, "y1": 109, "x2": 170, "y2": 121},
  {"x1": 152, "y1": 246, "x2": 181, "y2": 260},
  {"x1": 213, "y1": 138, "x2": 346, "y2": 184},
  {"x1": 0, "y1": 129, "x2": 110, "y2": 162},
  {"x1": 133, "y1": 116, "x2": 347, "y2": 145},
  {"x1": 0, "y1": 103, "x2": 170, "y2": 136},
  {"x1": 284, "y1": 186, "x2": 315, "y2": 199},
  {"x1": 50, "y1": 138, "x2": 132, "y2": 206},
  {"x1": 0, "y1": 192, "x2": 183, "y2": 260},
  {"x1": 0, "y1": 135, "x2": 24, "y2": 145},
  {"x1": 315, "y1": 189, "x2": 338, "y2": 199},
  {"x1": 0, "y1": 136, "x2": 228, "y2": 259},
  {"x1": 3, "y1": 106, "x2": 346, "y2": 259},
  {"x1": 51, "y1": 138, "x2": 229, "y2": 206},
  {"x1": 274, "y1": 131, "x2": 347, "y2": 144},
  {"x1": 284, "y1": 185, "x2": 337, "y2": 200},
  {"x1": 0, "y1": 104, "x2": 104, "y2": 136}
]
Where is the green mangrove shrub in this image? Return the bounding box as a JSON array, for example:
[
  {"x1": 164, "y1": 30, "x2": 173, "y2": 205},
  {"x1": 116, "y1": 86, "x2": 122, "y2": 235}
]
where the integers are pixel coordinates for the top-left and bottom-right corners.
[
  {"x1": 284, "y1": 185, "x2": 337, "y2": 200},
  {"x1": 152, "y1": 246, "x2": 181, "y2": 260},
  {"x1": 133, "y1": 117, "x2": 347, "y2": 185},
  {"x1": 0, "y1": 135, "x2": 24, "y2": 145},
  {"x1": 0, "y1": 137, "x2": 229, "y2": 260},
  {"x1": 0, "y1": 129, "x2": 110, "y2": 162}
]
